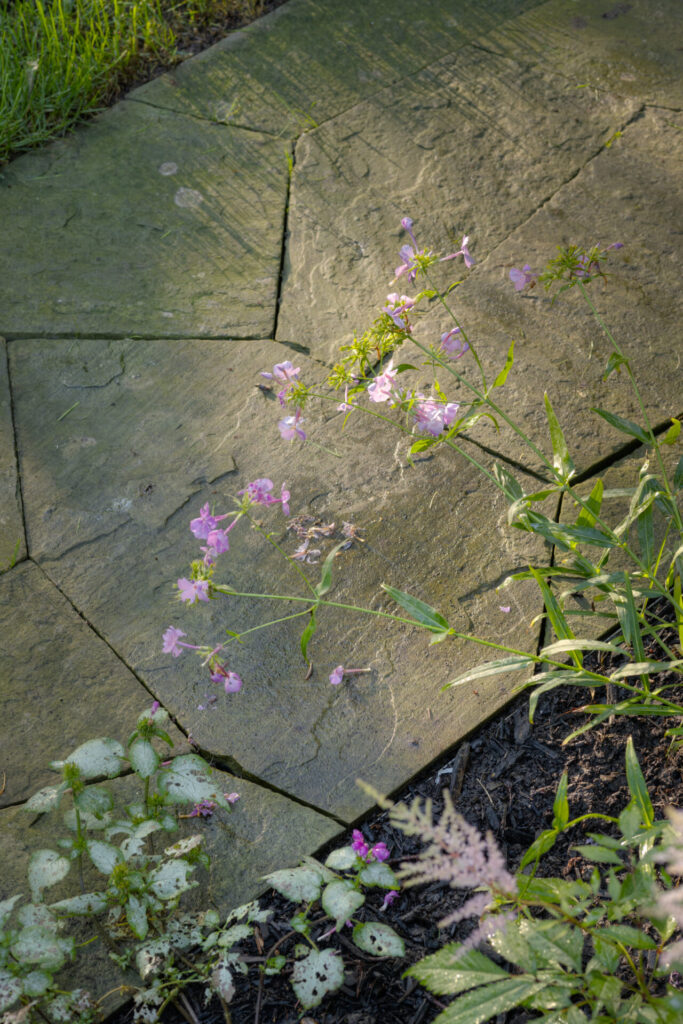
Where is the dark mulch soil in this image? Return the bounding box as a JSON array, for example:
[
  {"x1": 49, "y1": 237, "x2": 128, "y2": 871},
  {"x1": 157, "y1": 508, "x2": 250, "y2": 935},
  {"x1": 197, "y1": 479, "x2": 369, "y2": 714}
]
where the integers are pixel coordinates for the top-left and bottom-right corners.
[{"x1": 108, "y1": 619, "x2": 683, "y2": 1024}]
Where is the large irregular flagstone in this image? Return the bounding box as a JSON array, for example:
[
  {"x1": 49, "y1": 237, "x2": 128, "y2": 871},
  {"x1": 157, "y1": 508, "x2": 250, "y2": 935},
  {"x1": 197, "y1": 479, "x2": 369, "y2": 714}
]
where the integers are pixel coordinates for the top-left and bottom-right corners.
[
  {"x1": 11, "y1": 337, "x2": 550, "y2": 822},
  {"x1": 276, "y1": 40, "x2": 640, "y2": 363},
  {"x1": 418, "y1": 106, "x2": 683, "y2": 479},
  {"x1": 0, "y1": 102, "x2": 289, "y2": 339},
  {"x1": 0, "y1": 338, "x2": 25, "y2": 571},
  {"x1": 486, "y1": 0, "x2": 683, "y2": 109},
  {"x1": 0, "y1": 560, "x2": 188, "y2": 809},
  {"x1": 128, "y1": 0, "x2": 547, "y2": 135},
  {"x1": 0, "y1": 767, "x2": 340, "y2": 1012}
]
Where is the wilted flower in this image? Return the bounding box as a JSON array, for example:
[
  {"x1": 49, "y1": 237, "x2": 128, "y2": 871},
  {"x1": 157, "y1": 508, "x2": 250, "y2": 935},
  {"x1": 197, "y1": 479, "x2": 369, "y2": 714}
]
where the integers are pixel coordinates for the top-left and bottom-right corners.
[
  {"x1": 329, "y1": 665, "x2": 344, "y2": 686},
  {"x1": 381, "y1": 889, "x2": 399, "y2": 911},
  {"x1": 189, "y1": 799, "x2": 216, "y2": 818}
]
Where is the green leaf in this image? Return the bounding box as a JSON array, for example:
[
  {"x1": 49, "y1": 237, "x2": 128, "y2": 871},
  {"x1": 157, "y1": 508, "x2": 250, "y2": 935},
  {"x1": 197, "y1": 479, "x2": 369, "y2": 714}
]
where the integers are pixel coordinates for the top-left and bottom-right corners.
[
  {"x1": 661, "y1": 418, "x2": 681, "y2": 445},
  {"x1": 540, "y1": 638, "x2": 625, "y2": 658},
  {"x1": 22, "y1": 970, "x2": 52, "y2": 998},
  {"x1": 149, "y1": 859, "x2": 195, "y2": 900},
  {"x1": 674, "y1": 455, "x2": 683, "y2": 490},
  {"x1": 592, "y1": 924, "x2": 657, "y2": 950},
  {"x1": 575, "y1": 478, "x2": 604, "y2": 528},
  {"x1": 406, "y1": 945, "x2": 508, "y2": 995},
  {"x1": 126, "y1": 895, "x2": 149, "y2": 940},
  {"x1": 314, "y1": 540, "x2": 347, "y2": 599},
  {"x1": 128, "y1": 739, "x2": 159, "y2": 779},
  {"x1": 545, "y1": 392, "x2": 574, "y2": 480},
  {"x1": 290, "y1": 948, "x2": 344, "y2": 1009},
  {"x1": 50, "y1": 737, "x2": 125, "y2": 780},
  {"x1": 28, "y1": 850, "x2": 71, "y2": 901},
  {"x1": 394, "y1": 363, "x2": 417, "y2": 372},
  {"x1": 24, "y1": 784, "x2": 66, "y2": 814},
  {"x1": 50, "y1": 893, "x2": 107, "y2": 916},
  {"x1": 603, "y1": 350, "x2": 629, "y2": 380},
  {"x1": 321, "y1": 880, "x2": 365, "y2": 931},
  {"x1": 443, "y1": 656, "x2": 534, "y2": 690},
  {"x1": 618, "y1": 801, "x2": 642, "y2": 841},
  {"x1": 324, "y1": 846, "x2": 357, "y2": 870},
  {"x1": 0, "y1": 895, "x2": 22, "y2": 928},
  {"x1": 380, "y1": 584, "x2": 450, "y2": 634},
  {"x1": 410, "y1": 437, "x2": 438, "y2": 454},
  {"x1": 300, "y1": 607, "x2": 317, "y2": 663},
  {"x1": 352, "y1": 921, "x2": 404, "y2": 957},
  {"x1": 0, "y1": 968, "x2": 23, "y2": 1013},
  {"x1": 529, "y1": 567, "x2": 576, "y2": 648},
  {"x1": 87, "y1": 840, "x2": 123, "y2": 875},
  {"x1": 74, "y1": 786, "x2": 114, "y2": 818},
  {"x1": 525, "y1": 920, "x2": 584, "y2": 972},
  {"x1": 572, "y1": 844, "x2": 623, "y2": 865},
  {"x1": 591, "y1": 934, "x2": 620, "y2": 972},
  {"x1": 10, "y1": 927, "x2": 73, "y2": 971},
  {"x1": 552, "y1": 772, "x2": 569, "y2": 830},
  {"x1": 518, "y1": 828, "x2": 559, "y2": 870},
  {"x1": 592, "y1": 408, "x2": 651, "y2": 446},
  {"x1": 493, "y1": 340, "x2": 515, "y2": 388},
  {"x1": 625, "y1": 736, "x2": 653, "y2": 827},
  {"x1": 492, "y1": 461, "x2": 523, "y2": 503},
  {"x1": 210, "y1": 958, "x2": 235, "y2": 1001},
  {"x1": 157, "y1": 754, "x2": 232, "y2": 810},
  {"x1": 428, "y1": 977, "x2": 544, "y2": 1024},
  {"x1": 358, "y1": 861, "x2": 398, "y2": 888},
  {"x1": 262, "y1": 867, "x2": 323, "y2": 903},
  {"x1": 636, "y1": 501, "x2": 654, "y2": 569}
]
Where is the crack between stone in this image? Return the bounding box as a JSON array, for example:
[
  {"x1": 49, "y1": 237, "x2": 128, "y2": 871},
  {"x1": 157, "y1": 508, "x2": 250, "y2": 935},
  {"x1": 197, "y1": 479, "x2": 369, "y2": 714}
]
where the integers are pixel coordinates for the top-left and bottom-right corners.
[
  {"x1": 571, "y1": 414, "x2": 682, "y2": 486},
  {"x1": 123, "y1": 94, "x2": 284, "y2": 137},
  {"x1": 3, "y1": 342, "x2": 28, "y2": 568},
  {"x1": 194, "y1": 751, "x2": 347, "y2": 825},
  {"x1": 4, "y1": 330, "x2": 284, "y2": 342},
  {"x1": 272, "y1": 136, "x2": 296, "y2": 340}
]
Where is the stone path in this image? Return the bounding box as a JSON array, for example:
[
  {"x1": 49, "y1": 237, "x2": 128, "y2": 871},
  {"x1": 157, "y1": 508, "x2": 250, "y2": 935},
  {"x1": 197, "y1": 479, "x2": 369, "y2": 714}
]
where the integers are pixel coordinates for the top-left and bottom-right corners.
[{"x1": 1, "y1": 0, "x2": 681, "y2": 1008}]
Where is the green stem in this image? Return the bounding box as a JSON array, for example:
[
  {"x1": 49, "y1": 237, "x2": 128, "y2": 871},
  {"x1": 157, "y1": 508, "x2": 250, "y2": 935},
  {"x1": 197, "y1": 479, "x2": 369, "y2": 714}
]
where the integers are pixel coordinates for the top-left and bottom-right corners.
[
  {"x1": 242, "y1": 508, "x2": 318, "y2": 598},
  {"x1": 425, "y1": 267, "x2": 488, "y2": 390}
]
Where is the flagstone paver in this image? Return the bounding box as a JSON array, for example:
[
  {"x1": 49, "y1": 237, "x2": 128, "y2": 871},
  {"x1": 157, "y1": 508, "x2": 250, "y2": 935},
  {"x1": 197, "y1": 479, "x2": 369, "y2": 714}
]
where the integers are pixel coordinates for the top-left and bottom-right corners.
[
  {"x1": 10, "y1": 336, "x2": 550, "y2": 821},
  {"x1": 127, "y1": 0, "x2": 547, "y2": 134},
  {"x1": 0, "y1": 770, "x2": 340, "y2": 1008},
  {"x1": 277, "y1": 41, "x2": 640, "y2": 364},
  {"x1": 1, "y1": 0, "x2": 682, "y2": 1012},
  {"x1": 0, "y1": 338, "x2": 24, "y2": 570},
  {"x1": 0, "y1": 560, "x2": 189, "y2": 808},
  {"x1": 0, "y1": 103, "x2": 290, "y2": 338}
]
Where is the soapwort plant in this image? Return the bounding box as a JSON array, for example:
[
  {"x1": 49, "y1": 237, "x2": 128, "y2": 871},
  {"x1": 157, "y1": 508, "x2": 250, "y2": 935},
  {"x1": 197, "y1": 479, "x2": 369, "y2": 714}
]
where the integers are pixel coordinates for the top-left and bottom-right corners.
[{"x1": 363, "y1": 738, "x2": 683, "y2": 1024}]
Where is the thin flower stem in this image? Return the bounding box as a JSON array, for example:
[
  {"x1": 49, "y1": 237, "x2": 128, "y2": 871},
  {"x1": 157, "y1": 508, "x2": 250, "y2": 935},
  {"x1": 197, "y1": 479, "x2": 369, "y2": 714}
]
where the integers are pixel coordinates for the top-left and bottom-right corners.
[
  {"x1": 242, "y1": 509, "x2": 318, "y2": 598},
  {"x1": 424, "y1": 267, "x2": 488, "y2": 389}
]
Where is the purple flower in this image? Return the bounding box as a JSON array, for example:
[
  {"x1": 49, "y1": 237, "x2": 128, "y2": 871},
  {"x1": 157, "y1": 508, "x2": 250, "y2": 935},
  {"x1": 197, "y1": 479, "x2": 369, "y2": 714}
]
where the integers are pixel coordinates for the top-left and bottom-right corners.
[
  {"x1": 190, "y1": 502, "x2": 219, "y2": 540},
  {"x1": 371, "y1": 842, "x2": 390, "y2": 862},
  {"x1": 150, "y1": 701, "x2": 160, "y2": 717},
  {"x1": 499, "y1": 605, "x2": 511, "y2": 613},
  {"x1": 401, "y1": 217, "x2": 419, "y2": 249},
  {"x1": 279, "y1": 408, "x2": 306, "y2": 441},
  {"x1": 413, "y1": 397, "x2": 460, "y2": 436},
  {"x1": 189, "y1": 799, "x2": 216, "y2": 818},
  {"x1": 241, "y1": 478, "x2": 275, "y2": 504},
  {"x1": 162, "y1": 626, "x2": 187, "y2": 657},
  {"x1": 509, "y1": 264, "x2": 537, "y2": 291},
  {"x1": 225, "y1": 791, "x2": 240, "y2": 804},
  {"x1": 261, "y1": 360, "x2": 300, "y2": 384},
  {"x1": 352, "y1": 830, "x2": 370, "y2": 859},
  {"x1": 367, "y1": 359, "x2": 398, "y2": 403},
  {"x1": 292, "y1": 540, "x2": 321, "y2": 563},
  {"x1": 337, "y1": 385, "x2": 354, "y2": 413},
  {"x1": 382, "y1": 292, "x2": 416, "y2": 331},
  {"x1": 395, "y1": 243, "x2": 419, "y2": 282},
  {"x1": 280, "y1": 483, "x2": 290, "y2": 517},
  {"x1": 441, "y1": 235, "x2": 474, "y2": 270},
  {"x1": 439, "y1": 327, "x2": 469, "y2": 360},
  {"x1": 210, "y1": 663, "x2": 243, "y2": 693},
  {"x1": 380, "y1": 890, "x2": 399, "y2": 912},
  {"x1": 177, "y1": 578, "x2": 210, "y2": 604},
  {"x1": 329, "y1": 665, "x2": 344, "y2": 686}
]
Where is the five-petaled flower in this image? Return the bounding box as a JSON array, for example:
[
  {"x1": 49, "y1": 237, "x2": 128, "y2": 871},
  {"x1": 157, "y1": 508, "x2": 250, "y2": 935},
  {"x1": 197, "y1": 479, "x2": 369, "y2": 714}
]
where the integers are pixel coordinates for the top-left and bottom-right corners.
[
  {"x1": 177, "y1": 578, "x2": 210, "y2": 604},
  {"x1": 509, "y1": 264, "x2": 538, "y2": 291},
  {"x1": 279, "y1": 408, "x2": 306, "y2": 441},
  {"x1": 367, "y1": 359, "x2": 399, "y2": 403},
  {"x1": 439, "y1": 327, "x2": 469, "y2": 360},
  {"x1": 413, "y1": 396, "x2": 460, "y2": 437},
  {"x1": 162, "y1": 626, "x2": 202, "y2": 657}
]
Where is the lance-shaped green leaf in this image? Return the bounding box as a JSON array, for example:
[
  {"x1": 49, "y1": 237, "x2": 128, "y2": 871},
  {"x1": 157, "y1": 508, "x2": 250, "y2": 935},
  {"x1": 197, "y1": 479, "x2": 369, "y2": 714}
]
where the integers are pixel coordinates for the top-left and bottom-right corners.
[
  {"x1": 625, "y1": 736, "x2": 653, "y2": 827},
  {"x1": 430, "y1": 976, "x2": 543, "y2": 1022},
  {"x1": 592, "y1": 924, "x2": 657, "y2": 950},
  {"x1": 50, "y1": 738, "x2": 124, "y2": 780},
  {"x1": 157, "y1": 754, "x2": 231, "y2": 810},
  {"x1": 128, "y1": 739, "x2": 159, "y2": 779},
  {"x1": 614, "y1": 575, "x2": 646, "y2": 665},
  {"x1": 262, "y1": 867, "x2": 323, "y2": 904},
  {"x1": 28, "y1": 850, "x2": 71, "y2": 901},
  {"x1": 610, "y1": 659, "x2": 683, "y2": 679},
  {"x1": 380, "y1": 584, "x2": 450, "y2": 635},
  {"x1": 518, "y1": 828, "x2": 559, "y2": 871},
  {"x1": 410, "y1": 436, "x2": 438, "y2": 455},
  {"x1": 492, "y1": 461, "x2": 523, "y2": 503},
  {"x1": 674, "y1": 455, "x2": 683, "y2": 491},
  {"x1": 662, "y1": 417, "x2": 681, "y2": 445},
  {"x1": 442, "y1": 656, "x2": 534, "y2": 691},
  {"x1": 603, "y1": 350, "x2": 629, "y2": 381},
  {"x1": 300, "y1": 607, "x2": 317, "y2": 664},
  {"x1": 352, "y1": 921, "x2": 404, "y2": 957},
  {"x1": 575, "y1": 478, "x2": 603, "y2": 528},
  {"x1": 314, "y1": 540, "x2": 347, "y2": 598},
  {"x1": 321, "y1": 879, "x2": 365, "y2": 931},
  {"x1": 552, "y1": 772, "x2": 569, "y2": 830},
  {"x1": 529, "y1": 567, "x2": 576, "y2": 649},
  {"x1": 540, "y1": 638, "x2": 625, "y2": 658},
  {"x1": 592, "y1": 408, "x2": 651, "y2": 446},
  {"x1": 545, "y1": 393, "x2": 574, "y2": 481},
  {"x1": 291, "y1": 948, "x2": 344, "y2": 1009},
  {"x1": 493, "y1": 340, "x2": 515, "y2": 388}
]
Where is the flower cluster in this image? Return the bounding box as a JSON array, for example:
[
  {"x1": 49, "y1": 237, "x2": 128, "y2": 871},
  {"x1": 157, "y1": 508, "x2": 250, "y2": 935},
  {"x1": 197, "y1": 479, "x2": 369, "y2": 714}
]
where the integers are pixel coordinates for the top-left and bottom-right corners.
[
  {"x1": 351, "y1": 829, "x2": 390, "y2": 863},
  {"x1": 162, "y1": 626, "x2": 243, "y2": 695}
]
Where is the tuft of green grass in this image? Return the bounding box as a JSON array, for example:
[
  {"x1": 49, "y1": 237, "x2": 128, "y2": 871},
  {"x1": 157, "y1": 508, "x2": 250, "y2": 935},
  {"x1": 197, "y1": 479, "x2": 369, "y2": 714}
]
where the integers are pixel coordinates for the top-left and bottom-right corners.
[{"x1": 0, "y1": 0, "x2": 268, "y2": 164}]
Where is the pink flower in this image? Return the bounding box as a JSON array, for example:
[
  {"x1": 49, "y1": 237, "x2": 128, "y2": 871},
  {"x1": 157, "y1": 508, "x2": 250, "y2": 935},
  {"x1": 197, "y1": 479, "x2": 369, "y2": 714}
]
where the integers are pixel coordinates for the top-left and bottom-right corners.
[
  {"x1": 292, "y1": 540, "x2": 321, "y2": 563},
  {"x1": 439, "y1": 327, "x2": 469, "y2": 360},
  {"x1": 352, "y1": 830, "x2": 370, "y2": 858},
  {"x1": 382, "y1": 293, "x2": 415, "y2": 331},
  {"x1": 329, "y1": 665, "x2": 344, "y2": 686},
  {"x1": 150, "y1": 701, "x2": 160, "y2": 717},
  {"x1": 400, "y1": 217, "x2": 418, "y2": 249},
  {"x1": 261, "y1": 360, "x2": 300, "y2": 383},
  {"x1": 177, "y1": 578, "x2": 210, "y2": 604},
  {"x1": 395, "y1": 243, "x2": 419, "y2": 282},
  {"x1": 413, "y1": 397, "x2": 460, "y2": 436},
  {"x1": 189, "y1": 799, "x2": 216, "y2": 818},
  {"x1": 380, "y1": 890, "x2": 399, "y2": 912},
  {"x1": 162, "y1": 626, "x2": 187, "y2": 657},
  {"x1": 509, "y1": 264, "x2": 537, "y2": 291},
  {"x1": 280, "y1": 483, "x2": 290, "y2": 517},
  {"x1": 279, "y1": 408, "x2": 306, "y2": 441},
  {"x1": 367, "y1": 359, "x2": 398, "y2": 403},
  {"x1": 337, "y1": 385, "x2": 354, "y2": 413},
  {"x1": 190, "y1": 503, "x2": 219, "y2": 540},
  {"x1": 210, "y1": 663, "x2": 243, "y2": 693},
  {"x1": 441, "y1": 235, "x2": 474, "y2": 270},
  {"x1": 225, "y1": 792, "x2": 241, "y2": 805},
  {"x1": 371, "y1": 842, "x2": 390, "y2": 862},
  {"x1": 240, "y1": 478, "x2": 275, "y2": 504}
]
